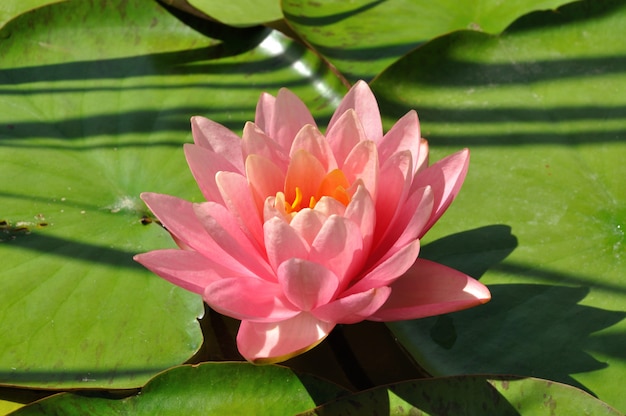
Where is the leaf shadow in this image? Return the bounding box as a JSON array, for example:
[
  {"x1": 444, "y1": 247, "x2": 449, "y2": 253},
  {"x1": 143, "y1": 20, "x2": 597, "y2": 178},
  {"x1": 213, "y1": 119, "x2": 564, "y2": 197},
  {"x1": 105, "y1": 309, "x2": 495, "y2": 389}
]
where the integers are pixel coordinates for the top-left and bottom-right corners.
[
  {"x1": 419, "y1": 283, "x2": 625, "y2": 395},
  {"x1": 304, "y1": 375, "x2": 526, "y2": 415},
  {"x1": 396, "y1": 226, "x2": 626, "y2": 396},
  {"x1": 420, "y1": 224, "x2": 518, "y2": 280}
]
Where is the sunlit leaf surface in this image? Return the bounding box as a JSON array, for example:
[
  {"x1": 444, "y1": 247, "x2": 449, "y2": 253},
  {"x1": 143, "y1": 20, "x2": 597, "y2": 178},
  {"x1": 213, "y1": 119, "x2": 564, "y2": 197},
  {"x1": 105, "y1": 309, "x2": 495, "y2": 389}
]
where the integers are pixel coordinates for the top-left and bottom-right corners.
[
  {"x1": 0, "y1": 0, "x2": 67, "y2": 30},
  {"x1": 10, "y1": 363, "x2": 349, "y2": 415},
  {"x1": 188, "y1": 0, "x2": 282, "y2": 27},
  {"x1": 283, "y1": 0, "x2": 575, "y2": 81}
]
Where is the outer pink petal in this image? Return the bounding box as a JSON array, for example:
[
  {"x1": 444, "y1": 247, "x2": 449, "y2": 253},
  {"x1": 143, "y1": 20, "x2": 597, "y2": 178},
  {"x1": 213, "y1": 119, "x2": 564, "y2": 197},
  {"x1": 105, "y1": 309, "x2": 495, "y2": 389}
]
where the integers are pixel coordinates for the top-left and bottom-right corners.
[
  {"x1": 277, "y1": 259, "x2": 339, "y2": 311},
  {"x1": 374, "y1": 150, "x2": 413, "y2": 239},
  {"x1": 237, "y1": 313, "x2": 335, "y2": 363},
  {"x1": 264, "y1": 217, "x2": 309, "y2": 271},
  {"x1": 241, "y1": 122, "x2": 289, "y2": 173},
  {"x1": 377, "y1": 110, "x2": 421, "y2": 173},
  {"x1": 310, "y1": 215, "x2": 364, "y2": 286},
  {"x1": 371, "y1": 186, "x2": 433, "y2": 261},
  {"x1": 204, "y1": 278, "x2": 299, "y2": 323},
  {"x1": 134, "y1": 249, "x2": 232, "y2": 295},
  {"x1": 345, "y1": 239, "x2": 421, "y2": 296},
  {"x1": 313, "y1": 287, "x2": 391, "y2": 324},
  {"x1": 190, "y1": 116, "x2": 244, "y2": 173},
  {"x1": 325, "y1": 109, "x2": 366, "y2": 168},
  {"x1": 193, "y1": 202, "x2": 275, "y2": 281},
  {"x1": 342, "y1": 140, "x2": 379, "y2": 201},
  {"x1": 184, "y1": 143, "x2": 237, "y2": 204},
  {"x1": 411, "y1": 148, "x2": 470, "y2": 237},
  {"x1": 415, "y1": 138, "x2": 429, "y2": 174},
  {"x1": 270, "y1": 88, "x2": 316, "y2": 150},
  {"x1": 369, "y1": 258, "x2": 491, "y2": 321},
  {"x1": 328, "y1": 80, "x2": 383, "y2": 142},
  {"x1": 344, "y1": 185, "x2": 376, "y2": 255},
  {"x1": 254, "y1": 92, "x2": 276, "y2": 135},
  {"x1": 140, "y1": 193, "x2": 248, "y2": 274},
  {"x1": 216, "y1": 171, "x2": 264, "y2": 250}
]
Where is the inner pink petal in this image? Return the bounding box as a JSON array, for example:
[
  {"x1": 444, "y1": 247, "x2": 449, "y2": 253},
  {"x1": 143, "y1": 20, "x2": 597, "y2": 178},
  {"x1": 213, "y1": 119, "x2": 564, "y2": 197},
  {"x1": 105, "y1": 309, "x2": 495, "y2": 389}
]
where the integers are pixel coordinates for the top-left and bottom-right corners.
[
  {"x1": 284, "y1": 149, "x2": 327, "y2": 206},
  {"x1": 310, "y1": 215, "x2": 364, "y2": 287},
  {"x1": 242, "y1": 122, "x2": 289, "y2": 173},
  {"x1": 290, "y1": 124, "x2": 338, "y2": 172},
  {"x1": 342, "y1": 140, "x2": 379, "y2": 201},
  {"x1": 264, "y1": 217, "x2": 310, "y2": 272},
  {"x1": 290, "y1": 208, "x2": 326, "y2": 247},
  {"x1": 313, "y1": 196, "x2": 346, "y2": 218},
  {"x1": 246, "y1": 154, "x2": 286, "y2": 214},
  {"x1": 325, "y1": 109, "x2": 366, "y2": 168},
  {"x1": 277, "y1": 258, "x2": 339, "y2": 311}
]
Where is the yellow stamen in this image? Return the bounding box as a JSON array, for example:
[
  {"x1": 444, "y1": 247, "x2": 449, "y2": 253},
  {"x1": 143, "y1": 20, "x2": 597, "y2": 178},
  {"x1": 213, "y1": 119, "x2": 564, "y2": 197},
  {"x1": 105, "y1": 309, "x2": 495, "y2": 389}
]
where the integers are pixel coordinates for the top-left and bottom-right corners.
[{"x1": 290, "y1": 186, "x2": 303, "y2": 211}]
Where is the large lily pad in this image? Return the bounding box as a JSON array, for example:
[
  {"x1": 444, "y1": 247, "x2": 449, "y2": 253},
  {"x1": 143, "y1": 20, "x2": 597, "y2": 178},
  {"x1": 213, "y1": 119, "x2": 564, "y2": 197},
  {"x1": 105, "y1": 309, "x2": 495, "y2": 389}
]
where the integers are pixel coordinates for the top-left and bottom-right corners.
[
  {"x1": 11, "y1": 370, "x2": 621, "y2": 415},
  {"x1": 300, "y1": 376, "x2": 622, "y2": 415},
  {"x1": 187, "y1": 0, "x2": 282, "y2": 27},
  {"x1": 373, "y1": 0, "x2": 626, "y2": 411},
  {"x1": 0, "y1": 0, "x2": 67, "y2": 30},
  {"x1": 0, "y1": 0, "x2": 343, "y2": 389},
  {"x1": 10, "y1": 362, "x2": 349, "y2": 415},
  {"x1": 282, "y1": 0, "x2": 575, "y2": 82}
]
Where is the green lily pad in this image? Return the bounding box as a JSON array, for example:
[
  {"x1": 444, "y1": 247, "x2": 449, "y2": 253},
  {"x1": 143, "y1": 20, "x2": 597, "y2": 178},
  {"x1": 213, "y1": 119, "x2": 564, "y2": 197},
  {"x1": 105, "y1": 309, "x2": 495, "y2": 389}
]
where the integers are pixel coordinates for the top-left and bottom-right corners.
[
  {"x1": 0, "y1": 0, "x2": 343, "y2": 389},
  {"x1": 187, "y1": 0, "x2": 282, "y2": 27},
  {"x1": 10, "y1": 362, "x2": 349, "y2": 415},
  {"x1": 371, "y1": 0, "x2": 626, "y2": 411},
  {"x1": 298, "y1": 376, "x2": 622, "y2": 415},
  {"x1": 282, "y1": 0, "x2": 575, "y2": 82},
  {"x1": 0, "y1": 0, "x2": 67, "y2": 30}
]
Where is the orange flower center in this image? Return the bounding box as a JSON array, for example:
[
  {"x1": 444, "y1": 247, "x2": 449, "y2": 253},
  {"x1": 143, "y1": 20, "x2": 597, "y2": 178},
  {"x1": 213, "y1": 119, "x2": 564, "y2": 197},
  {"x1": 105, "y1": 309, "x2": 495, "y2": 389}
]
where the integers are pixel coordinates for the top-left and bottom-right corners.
[{"x1": 281, "y1": 168, "x2": 351, "y2": 215}]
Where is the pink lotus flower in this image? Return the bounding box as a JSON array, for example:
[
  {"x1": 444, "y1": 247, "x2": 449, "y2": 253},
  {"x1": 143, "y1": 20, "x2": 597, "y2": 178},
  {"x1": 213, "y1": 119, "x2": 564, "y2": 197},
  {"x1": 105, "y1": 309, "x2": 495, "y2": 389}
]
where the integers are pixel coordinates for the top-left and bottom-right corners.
[{"x1": 135, "y1": 81, "x2": 490, "y2": 363}]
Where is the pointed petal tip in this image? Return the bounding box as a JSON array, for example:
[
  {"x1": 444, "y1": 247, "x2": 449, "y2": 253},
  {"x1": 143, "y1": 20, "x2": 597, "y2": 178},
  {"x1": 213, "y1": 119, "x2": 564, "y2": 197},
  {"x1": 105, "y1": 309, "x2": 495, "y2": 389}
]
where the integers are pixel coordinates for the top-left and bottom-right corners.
[{"x1": 465, "y1": 277, "x2": 491, "y2": 304}]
